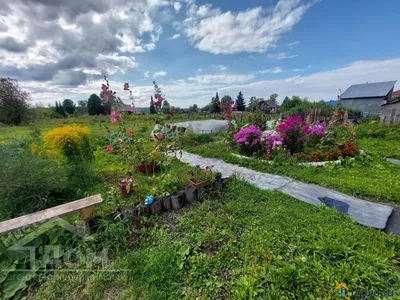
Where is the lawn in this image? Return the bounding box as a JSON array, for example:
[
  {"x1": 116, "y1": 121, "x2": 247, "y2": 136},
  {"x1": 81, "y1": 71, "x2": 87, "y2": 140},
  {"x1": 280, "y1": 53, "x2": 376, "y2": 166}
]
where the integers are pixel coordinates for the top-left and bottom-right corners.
[
  {"x1": 29, "y1": 180, "x2": 400, "y2": 299},
  {"x1": 1, "y1": 115, "x2": 400, "y2": 299}
]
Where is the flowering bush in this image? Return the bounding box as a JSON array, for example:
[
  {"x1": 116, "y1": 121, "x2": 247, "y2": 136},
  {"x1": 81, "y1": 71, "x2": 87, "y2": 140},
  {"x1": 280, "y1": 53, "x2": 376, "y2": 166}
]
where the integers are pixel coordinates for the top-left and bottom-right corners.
[
  {"x1": 44, "y1": 124, "x2": 93, "y2": 163},
  {"x1": 234, "y1": 125, "x2": 263, "y2": 156},
  {"x1": 276, "y1": 115, "x2": 307, "y2": 153},
  {"x1": 264, "y1": 133, "x2": 284, "y2": 154}
]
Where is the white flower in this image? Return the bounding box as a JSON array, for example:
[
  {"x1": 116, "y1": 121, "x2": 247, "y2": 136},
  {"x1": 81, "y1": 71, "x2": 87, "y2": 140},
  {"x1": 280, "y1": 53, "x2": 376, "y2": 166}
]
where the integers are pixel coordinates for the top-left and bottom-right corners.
[{"x1": 301, "y1": 257, "x2": 306, "y2": 262}]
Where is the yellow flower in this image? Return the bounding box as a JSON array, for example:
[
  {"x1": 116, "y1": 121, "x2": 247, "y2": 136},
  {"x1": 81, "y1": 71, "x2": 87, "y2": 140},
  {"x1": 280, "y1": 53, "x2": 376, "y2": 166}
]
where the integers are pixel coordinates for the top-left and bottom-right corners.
[
  {"x1": 44, "y1": 124, "x2": 91, "y2": 151},
  {"x1": 0, "y1": 140, "x2": 6, "y2": 145}
]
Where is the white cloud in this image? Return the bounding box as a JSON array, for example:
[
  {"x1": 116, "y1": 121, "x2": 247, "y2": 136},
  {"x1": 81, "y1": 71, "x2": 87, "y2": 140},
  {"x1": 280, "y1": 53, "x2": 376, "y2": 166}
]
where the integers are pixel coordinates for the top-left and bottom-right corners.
[
  {"x1": 154, "y1": 70, "x2": 167, "y2": 77},
  {"x1": 197, "y1": 68, "x2": 203, "y2": 73},
  {"x1": 255, "y1": 67, "x2": 283, "y2": 74},
  {"x1": 212, "y1": 64, "x2": 228, "y2": 71},
  {"x1": 173, "y1": 2, "x2": 182, "y2": 12},
  {"x1": 292, "y1": 68, "x2": 304, "y2": 72},
  {"x1": 170, "y1": 34, "x2": 181, "y2": 39},
  {"x1": 288, "y1": 41, "x2": 299, "y2": 47},
  {"x1": 184, "y1": 0, "x2": 313, "y2": 54},
  {"x1": 220, "y1": 58, "x2": 400, "y2": 102},
  {"x1": 268, "y1": 52, "x2": 298, "y2": 60},
  {"x1": 187, "y1": 73, "x2": 254, "y2": 84}
]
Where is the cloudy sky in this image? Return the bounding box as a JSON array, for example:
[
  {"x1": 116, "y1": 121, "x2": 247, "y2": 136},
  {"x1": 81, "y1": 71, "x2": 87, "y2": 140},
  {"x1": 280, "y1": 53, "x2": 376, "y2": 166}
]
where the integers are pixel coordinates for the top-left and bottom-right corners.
[{"x1": 1, "y1": 0, "x2": 399, "y2": 108}]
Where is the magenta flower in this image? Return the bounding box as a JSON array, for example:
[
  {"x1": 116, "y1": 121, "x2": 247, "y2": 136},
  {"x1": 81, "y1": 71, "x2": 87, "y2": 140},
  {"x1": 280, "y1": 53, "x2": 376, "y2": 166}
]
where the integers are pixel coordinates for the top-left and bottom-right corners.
[
  {"x1": 107, "y1": 145, "x2": 112, "y2": 152},
  {"x1": 110, "y1": 108, "x2": 117, "y2": 124},
  {"x1": 233, "y1": 126, "x2": 262, "y2": 146},
  {"x1": 128, "y1": 130, "x2": 133, "y2": 137},
  {"x1": 117, "y1": 111, "x2": 123, "y2": 121}
]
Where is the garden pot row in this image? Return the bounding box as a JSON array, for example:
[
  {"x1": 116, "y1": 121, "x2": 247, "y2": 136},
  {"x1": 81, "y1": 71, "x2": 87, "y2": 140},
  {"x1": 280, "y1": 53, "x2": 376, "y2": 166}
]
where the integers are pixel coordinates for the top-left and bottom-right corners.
[{"x1": 118, "y1": 173, "x2": 229, "y2": 220}]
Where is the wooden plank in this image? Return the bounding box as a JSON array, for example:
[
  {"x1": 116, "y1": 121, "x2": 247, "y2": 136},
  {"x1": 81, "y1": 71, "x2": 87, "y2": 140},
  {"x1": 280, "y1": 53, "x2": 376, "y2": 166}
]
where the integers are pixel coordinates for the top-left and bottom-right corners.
[{"x1": 0, "y1": 194, "x2": 102, "y2": 236}]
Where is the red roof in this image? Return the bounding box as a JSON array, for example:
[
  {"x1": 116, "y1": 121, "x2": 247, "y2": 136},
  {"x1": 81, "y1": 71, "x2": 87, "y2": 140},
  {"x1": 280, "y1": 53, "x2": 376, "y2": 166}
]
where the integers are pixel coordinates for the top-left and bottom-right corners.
[{"x1": 393, "y1": 90, "x2": 400, "y2": 96}]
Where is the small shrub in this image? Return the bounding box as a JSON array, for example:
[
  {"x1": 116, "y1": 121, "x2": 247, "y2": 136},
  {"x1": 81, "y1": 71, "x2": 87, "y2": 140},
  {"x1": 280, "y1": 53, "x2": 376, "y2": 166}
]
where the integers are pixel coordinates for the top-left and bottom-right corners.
[{"x1": 0, "y1": 145, "x2": 68, "y2": 220}]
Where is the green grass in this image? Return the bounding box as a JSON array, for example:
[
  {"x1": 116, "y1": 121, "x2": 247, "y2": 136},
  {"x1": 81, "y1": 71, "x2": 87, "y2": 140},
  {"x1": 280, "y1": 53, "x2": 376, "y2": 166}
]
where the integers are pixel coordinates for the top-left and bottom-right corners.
[
  {"x1": 183, "y1": 141, "x2": 400, "y2": 205},
  {"x1": 30, "y1": 180, "x2": 400, "y2": 299}
]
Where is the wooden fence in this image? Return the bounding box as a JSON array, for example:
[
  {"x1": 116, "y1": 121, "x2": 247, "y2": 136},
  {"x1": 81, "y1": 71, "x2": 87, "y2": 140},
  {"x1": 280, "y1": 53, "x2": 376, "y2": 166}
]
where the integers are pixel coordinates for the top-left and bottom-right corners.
[{"x1": 380, "y1": 109, "x2": 400, "y2": 125}]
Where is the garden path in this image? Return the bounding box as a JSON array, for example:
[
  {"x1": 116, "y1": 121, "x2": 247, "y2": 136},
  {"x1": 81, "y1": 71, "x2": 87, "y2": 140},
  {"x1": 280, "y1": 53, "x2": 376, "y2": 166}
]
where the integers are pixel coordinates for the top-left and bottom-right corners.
[
  {"x1": 175, "y1": 151, "x2": 396, "y2": 234},
  {"x1": 387, "y1": 158, "x2": 400, "y2": 165}
]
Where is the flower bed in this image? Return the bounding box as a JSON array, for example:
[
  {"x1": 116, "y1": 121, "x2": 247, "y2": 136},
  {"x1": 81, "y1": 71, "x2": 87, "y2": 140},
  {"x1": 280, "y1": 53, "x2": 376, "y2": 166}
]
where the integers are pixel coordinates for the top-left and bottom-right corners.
[{"x1": 231, "y1": 115, "x2": 359, "y2": 163}]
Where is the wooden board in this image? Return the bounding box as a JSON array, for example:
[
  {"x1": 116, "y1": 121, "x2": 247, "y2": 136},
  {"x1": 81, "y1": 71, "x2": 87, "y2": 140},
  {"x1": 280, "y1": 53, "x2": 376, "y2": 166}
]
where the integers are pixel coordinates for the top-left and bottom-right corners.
[{"x1": 0, "y1": 194, "x2": 102, "y2": 236}]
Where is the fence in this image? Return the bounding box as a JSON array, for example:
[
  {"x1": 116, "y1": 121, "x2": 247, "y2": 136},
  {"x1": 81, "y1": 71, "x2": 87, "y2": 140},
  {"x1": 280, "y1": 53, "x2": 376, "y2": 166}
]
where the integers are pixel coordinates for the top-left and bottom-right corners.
[{"x1": 380, "y1": 109, "x2": 400, "y2": 125}]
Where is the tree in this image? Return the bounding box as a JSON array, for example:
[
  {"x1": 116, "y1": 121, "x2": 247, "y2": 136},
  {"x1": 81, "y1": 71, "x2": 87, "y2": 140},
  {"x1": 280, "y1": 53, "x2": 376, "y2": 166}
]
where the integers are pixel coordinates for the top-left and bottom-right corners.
[
  {"x1": 236, "y1": 91, "x2": 245, "y2": 111},
  {"x1": 58, "y1": 101, "x2": 66, "y2": 117},
  {"x1": 75, "y1": 100, "x2": 88, "y2": 115},
  {"x1": 150, "y1": 96, "x2": 156, "y2": 114},
  {"x1": 221, "y1": 95, "x2": 233, "y2": 107},
  {"x1": 0, "y1": 78, "x2": 31, "y2": 125},
  {"x1": 269, "y1": 93, "x2": 278, "y2": 102},
  {"x1": 210, "y1": 92, "x2": 221, "y2": 113},
  {"x1": 192, "y1": 104, "x2": 198, "y2": 112},
  {"x1": 162, "y1": 100, "x2": 170, "y2": 114},
  {"x1": 88, "y1": 94, "x2": 103, "y2": 115},
  {"x1": 62, "y1": 99, "x2": 76, "y2": 115},
  {"x1": 247, "y1": 96, "x2": 258, "y2": 112}
]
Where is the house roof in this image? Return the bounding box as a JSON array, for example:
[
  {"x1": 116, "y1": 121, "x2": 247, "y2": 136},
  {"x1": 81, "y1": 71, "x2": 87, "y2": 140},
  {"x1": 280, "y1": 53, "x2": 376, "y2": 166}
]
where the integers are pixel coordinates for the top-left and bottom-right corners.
[
  {"x1": 393, "y1": 90, "x2": 400, "y2": 96},
  {"x1": 257, "y1": 99, "x2": 279, "y2": 107},
  {"x1": 340, "y1": 80, "x2": 397, "y2": 99}
]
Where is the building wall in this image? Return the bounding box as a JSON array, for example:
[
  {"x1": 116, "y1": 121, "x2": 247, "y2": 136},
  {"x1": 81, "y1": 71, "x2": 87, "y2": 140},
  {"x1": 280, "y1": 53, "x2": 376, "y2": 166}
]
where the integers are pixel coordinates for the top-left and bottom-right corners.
[
  {"x1": 380, "y1": 102, "x2": 400, "y2": 124},
  {"x1": 339, "y1": 97, "x2": 385, "y2": 115}
]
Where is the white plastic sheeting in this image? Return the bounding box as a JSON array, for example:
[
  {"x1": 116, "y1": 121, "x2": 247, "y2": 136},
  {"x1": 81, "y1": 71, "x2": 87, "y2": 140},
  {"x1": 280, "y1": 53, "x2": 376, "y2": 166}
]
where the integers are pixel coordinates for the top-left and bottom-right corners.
[{"x1": 173, "y1": 119, "x2": 228, "y2": 134}]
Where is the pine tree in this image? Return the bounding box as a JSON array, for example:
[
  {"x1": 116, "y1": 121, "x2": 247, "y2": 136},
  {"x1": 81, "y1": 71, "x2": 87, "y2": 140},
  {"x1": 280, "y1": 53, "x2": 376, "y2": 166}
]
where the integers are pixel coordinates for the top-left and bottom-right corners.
[
  {"x1": 55, "y1": 101, "x2": 60, "y2": 114},
  {"x1": 236, "y1": 91, "x2": 245, "y2": 111},
  {"x1": 247, "y1": 96, "x2": 258, "y2": 112},
  {"x1": 210, "y1": 92, "x2": 221, "y2": 113},
  {"x1": 150, "y1": 96, "x2": 156, "y2": 114}
]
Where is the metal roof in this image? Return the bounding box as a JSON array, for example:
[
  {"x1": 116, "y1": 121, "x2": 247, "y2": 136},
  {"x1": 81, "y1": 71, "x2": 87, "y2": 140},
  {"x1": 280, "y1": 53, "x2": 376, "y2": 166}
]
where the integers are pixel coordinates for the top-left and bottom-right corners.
[{"x1": 340, "y1": 81, "x2": 397, "y2": 99}]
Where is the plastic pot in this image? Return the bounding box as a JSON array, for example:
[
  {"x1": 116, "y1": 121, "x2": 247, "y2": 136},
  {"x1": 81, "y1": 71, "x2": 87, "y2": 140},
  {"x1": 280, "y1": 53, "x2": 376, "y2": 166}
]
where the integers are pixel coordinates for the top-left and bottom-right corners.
[
  {"x1": 171, "y1": 192, "x2": 183, "y2": 210},
  {"x1": 161, "y1": 196, "x2": 172, "y2": 211},
  {"x1": 189, "y1": 179, "x2": 211, "y2": 189},
  {"x1": 150, "y1": 199, "x2": 162, "y2": 215},
  {"x1": 183, "y1": 188, "x2": 196, "y2": 204}
]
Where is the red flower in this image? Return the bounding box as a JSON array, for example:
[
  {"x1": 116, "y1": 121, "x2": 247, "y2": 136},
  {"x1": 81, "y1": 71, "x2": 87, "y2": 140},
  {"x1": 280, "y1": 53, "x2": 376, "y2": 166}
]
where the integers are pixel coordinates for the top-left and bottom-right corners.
[
  {"x1": 154, "y1": 94, "x2": 159, "y2": 100},
  {"x1": 107, "y1": 145, "x2": 112, "y2": 152},
  {"x1": 117, "y1": 111, "x2": 123, "y2": 121},
  {"x1": 124, "y1": 83, "x2": 129, "y2": 90},
  {"x1": 166, "y1": 124, "x2": 171, "y2": 129},
  {"x1": 172, "y1": 126, "x2": 177, "y2": 131},
  {"x1": 128, "y1": 130, "x2": 133, "y2": 137},
  {"x1": 162, "y1": 135, "x2": 166, "y2": 141}
]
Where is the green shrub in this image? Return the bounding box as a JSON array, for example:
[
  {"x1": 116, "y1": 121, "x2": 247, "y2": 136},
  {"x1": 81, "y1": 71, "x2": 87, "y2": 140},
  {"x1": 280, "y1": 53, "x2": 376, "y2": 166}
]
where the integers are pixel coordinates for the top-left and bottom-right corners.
[{"x1": 0, "y1": 145, "x2": 68, "y2": 220}]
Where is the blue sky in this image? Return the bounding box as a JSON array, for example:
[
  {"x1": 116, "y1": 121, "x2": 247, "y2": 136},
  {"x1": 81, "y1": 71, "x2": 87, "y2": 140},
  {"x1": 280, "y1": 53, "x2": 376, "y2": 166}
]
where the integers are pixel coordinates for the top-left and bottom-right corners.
[{"x1": 1, "y1": 0, "x2": 399, "y2": 108}]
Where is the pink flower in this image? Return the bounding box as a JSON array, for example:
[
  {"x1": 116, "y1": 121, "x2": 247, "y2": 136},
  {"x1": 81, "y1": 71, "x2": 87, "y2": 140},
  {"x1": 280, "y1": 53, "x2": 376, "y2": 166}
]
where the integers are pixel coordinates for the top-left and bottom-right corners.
[
  {"x1": 117, "y1": 111, "x2": 123, "y2": 121},
  {"x1": 110, "y1": 108, "x2": 117, "y2": 124},
  {"x1": 124, "y1": 83, "x2": 129, "y2": 90},
  {"x1": 102, "y1": 84, "x2": 108, "y2": 92},
  {"x1": 130, "y1": 106, "x2": 135, "y2": 113},
  {"x1": 107, "y1": 145, "x2": 112, "y2": 152},
  {"x1": 128, "y1": 130, "x2": 133, "y2": 137},
  {"x1": 104, "y1": 94, "x2": 109, "y2": 103}
]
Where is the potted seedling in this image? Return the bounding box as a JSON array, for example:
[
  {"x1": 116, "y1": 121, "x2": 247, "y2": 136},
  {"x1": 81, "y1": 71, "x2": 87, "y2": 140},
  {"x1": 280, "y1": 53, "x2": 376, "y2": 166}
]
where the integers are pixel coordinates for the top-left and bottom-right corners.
[
  {"x1": 188, "y1": 165, "x2": 216, "y2": 189},
  {"x1": 119, "y1": 173, "x2": 135, "y2": 197}
]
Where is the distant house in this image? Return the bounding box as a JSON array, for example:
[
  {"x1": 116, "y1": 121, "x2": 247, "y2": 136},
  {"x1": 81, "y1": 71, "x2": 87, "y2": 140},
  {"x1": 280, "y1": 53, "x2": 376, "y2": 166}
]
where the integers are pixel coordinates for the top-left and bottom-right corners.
[
  {"x1": 339, "y1": 80, "x2": 397, "y2": 115},
  {"x1": 256, "y1": 98, "x2": 279, "y2": 113}
]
